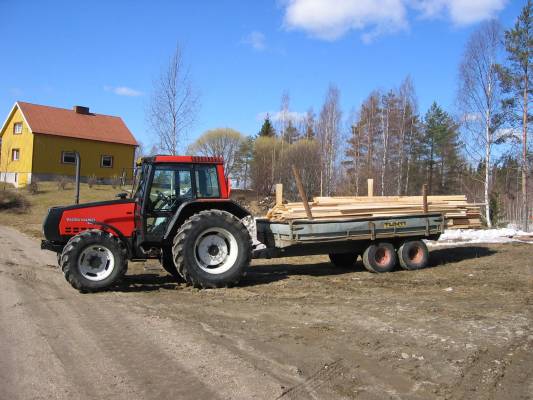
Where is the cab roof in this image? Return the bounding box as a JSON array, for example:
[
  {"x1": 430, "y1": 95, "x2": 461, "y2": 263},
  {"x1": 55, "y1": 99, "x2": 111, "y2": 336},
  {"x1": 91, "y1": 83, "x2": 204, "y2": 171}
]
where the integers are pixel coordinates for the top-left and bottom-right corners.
[{"x1": 141, "y1": 155, "x2": 224, "y2": 165}]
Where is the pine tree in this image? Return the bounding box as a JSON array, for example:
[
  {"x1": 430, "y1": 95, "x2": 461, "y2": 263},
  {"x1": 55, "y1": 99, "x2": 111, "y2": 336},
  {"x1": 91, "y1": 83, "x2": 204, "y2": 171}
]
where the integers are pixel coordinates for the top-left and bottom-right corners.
[
  {"x1": 258, "y1": 114, "x2": 276, "y2": 137},
  {"x1": 423, "y1": 102, "x2": 459, "y2": 194},
  {"x1": 499, "y1": 0, "x2": 532, "y2": 230}
]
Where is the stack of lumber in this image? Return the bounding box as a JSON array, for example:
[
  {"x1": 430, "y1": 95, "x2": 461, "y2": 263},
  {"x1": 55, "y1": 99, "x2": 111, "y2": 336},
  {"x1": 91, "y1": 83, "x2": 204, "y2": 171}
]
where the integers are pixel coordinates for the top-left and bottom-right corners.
[{"x1": 266, "y1": 195, "x2": 483, "y2": 229}]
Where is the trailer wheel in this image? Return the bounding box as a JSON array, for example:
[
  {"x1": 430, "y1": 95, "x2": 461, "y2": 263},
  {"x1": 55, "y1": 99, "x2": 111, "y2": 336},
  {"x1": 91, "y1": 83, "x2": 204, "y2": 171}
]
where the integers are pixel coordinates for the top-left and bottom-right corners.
[
  {"x1": 60, "y1": 230, "x2": 128, "y2": 292},
  {"x1": 172, "y1": 210, "x2": 252, "y2": 288},
  {"x1": 397, "y1": 240, "x2": 428, "y2": 270},
  {"x1": 161, "y1": 247, "x2": 185, "y2": 282},
  {"x1": 362, "y1": 242, "x2": 397, "y2": 273},
  {"x1": 329, "y1": 252, "x2": 359, "y2": 268}
]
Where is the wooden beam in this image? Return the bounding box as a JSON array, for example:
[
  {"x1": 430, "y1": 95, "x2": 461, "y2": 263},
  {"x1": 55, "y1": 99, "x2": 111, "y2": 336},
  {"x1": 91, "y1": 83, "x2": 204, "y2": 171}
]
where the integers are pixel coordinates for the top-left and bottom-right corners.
[
  {"x1": 367, "y1": 179, "x2": 374, "y2": 197},
  {"x1": 422, "y1": 184, "x2": 428, "y2": 213},
  {"x1": 292, "y1": 165, "x2": 313, "y2": 220},
  {"x1": 275, "y1": 184, "x2": 283, "y2": 206}
]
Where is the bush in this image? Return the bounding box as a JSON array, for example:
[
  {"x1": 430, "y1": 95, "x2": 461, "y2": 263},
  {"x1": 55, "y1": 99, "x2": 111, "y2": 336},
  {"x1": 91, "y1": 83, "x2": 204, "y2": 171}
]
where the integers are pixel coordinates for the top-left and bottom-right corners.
[
  {"x1": 87, "y1": 174, "x2": 97, "y2": 188},
  {"x1": 27, "y1": 178, "x2": 39, "y2": 195},
  {"x1": 56, "y1": 175, "x2": 71, "y2": 190},
  {"x1": 0, "y1": 190, "x2": 30, "y2": 213}
]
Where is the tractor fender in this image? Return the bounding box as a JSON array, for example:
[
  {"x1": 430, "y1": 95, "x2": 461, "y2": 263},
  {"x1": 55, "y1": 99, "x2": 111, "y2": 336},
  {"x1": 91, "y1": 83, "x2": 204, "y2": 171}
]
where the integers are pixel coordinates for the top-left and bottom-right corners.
[{"x1": 163, "y1": 199, "x2": 251, "y2": 243}]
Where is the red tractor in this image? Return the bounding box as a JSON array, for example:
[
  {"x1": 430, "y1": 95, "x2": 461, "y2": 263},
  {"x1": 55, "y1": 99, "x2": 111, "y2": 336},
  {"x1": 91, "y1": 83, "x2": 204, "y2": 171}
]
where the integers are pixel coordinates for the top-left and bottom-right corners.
[{"x1": 42, "y1": 156, "x2": 253, "y2": 292}]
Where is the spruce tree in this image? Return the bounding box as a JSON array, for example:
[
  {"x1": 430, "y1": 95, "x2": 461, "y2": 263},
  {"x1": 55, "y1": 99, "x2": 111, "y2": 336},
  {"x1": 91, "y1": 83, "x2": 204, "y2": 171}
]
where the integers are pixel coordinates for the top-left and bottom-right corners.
[{"x1": 258, "y1": 115, "x2": 276, "y2": 137}]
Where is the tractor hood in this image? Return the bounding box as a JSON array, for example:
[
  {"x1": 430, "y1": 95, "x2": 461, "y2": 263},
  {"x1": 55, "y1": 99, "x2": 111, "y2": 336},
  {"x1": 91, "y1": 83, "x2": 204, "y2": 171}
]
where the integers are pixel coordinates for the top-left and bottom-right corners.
[{"x1": 43, "y1": 199, "x2": 136, "y2": 243}]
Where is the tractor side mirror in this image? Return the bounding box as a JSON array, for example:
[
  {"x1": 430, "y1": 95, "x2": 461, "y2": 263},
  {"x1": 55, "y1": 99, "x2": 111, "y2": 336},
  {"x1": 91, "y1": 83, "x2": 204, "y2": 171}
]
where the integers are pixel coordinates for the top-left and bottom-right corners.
[{"x1": 116, "y1": 192, "x2": 128, "y2": 200}]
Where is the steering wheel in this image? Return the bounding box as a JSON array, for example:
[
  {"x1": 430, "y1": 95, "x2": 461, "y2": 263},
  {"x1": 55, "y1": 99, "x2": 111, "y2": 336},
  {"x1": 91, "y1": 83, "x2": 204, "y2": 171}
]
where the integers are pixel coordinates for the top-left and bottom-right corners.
[{"x1": 154, "y1": 190, "x2": 172, "y2": 209}]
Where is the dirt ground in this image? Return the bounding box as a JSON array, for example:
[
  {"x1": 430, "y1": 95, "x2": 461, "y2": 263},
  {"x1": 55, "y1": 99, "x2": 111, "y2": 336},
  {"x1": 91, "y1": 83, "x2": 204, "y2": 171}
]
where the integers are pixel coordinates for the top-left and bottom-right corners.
[{"x1": 0, "y1": 225, "x2": 531, "y2": 400}]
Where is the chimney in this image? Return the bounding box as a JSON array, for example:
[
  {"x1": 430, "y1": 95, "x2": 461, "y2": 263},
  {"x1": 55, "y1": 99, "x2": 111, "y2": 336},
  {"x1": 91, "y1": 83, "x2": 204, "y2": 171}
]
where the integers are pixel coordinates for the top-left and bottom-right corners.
[{"x1": 73, "y1": 105, "x2": 90, "y2": 115}]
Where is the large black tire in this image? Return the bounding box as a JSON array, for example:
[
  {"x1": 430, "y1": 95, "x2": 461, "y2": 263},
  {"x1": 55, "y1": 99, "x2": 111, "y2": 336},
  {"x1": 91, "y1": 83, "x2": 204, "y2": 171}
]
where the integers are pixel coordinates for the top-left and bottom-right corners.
[
  {"x1": 172, "y1": 210, "x2": 252, "y2": 288},
  {"x1": 328, "y1": 252, "x2": 359, "y2": 268},
  {"x1": 362, "y1": 242, "x2": 397, "y2": 273},
  {"x1": 161, "y1": 247, "x2": 185, "y2": 282},
  {"x1": 60, "y1": 230, "x2": 128, "y2": 292},
  {"x1": 397, "y1": 240, "x2": 429, "y2": 270}
]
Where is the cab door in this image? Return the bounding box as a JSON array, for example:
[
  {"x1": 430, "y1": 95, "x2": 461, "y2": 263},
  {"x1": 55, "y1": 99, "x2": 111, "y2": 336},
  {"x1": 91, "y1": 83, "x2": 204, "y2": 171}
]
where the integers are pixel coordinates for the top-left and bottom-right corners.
[{"x1": 143, "y1": 164, "x2": 193, "y2": 243}]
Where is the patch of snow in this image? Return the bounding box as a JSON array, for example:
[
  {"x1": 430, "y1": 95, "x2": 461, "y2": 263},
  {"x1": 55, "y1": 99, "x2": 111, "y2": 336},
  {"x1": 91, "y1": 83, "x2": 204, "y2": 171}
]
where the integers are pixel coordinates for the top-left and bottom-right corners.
[{"x1": 427, "y1": 228, "x2": 533, "y2": 246}]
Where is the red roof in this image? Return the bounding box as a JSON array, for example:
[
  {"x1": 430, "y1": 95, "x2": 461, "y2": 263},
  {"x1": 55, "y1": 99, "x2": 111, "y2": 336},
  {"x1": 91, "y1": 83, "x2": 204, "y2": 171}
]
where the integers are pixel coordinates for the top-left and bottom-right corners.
[
  {"x1": 16, "y1": 101, "x2": 137, "y2": 146},
  {"x1": 153, "y1": 155, "x2": 224, "y2": 164}
]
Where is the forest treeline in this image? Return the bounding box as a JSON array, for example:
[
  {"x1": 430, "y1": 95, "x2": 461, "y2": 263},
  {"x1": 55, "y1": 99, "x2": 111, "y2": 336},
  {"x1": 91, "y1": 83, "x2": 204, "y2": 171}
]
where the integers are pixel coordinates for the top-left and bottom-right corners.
[{"x1": 150, "y1": 2, "x2": 531, "y2": 230}]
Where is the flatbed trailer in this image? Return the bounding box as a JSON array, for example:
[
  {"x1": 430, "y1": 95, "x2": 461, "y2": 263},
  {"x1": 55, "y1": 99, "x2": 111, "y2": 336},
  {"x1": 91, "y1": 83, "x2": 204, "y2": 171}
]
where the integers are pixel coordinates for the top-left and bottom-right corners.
[{"x1": 254, "y1": 213, "x2": 443, "y2": 260}]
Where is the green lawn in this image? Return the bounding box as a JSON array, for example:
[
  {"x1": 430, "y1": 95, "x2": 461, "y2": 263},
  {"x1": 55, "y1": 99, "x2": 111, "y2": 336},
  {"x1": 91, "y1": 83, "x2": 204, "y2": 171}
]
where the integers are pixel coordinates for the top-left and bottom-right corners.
[{"x1": 0, "y1": 181, "x2": 129, "y2": 238}]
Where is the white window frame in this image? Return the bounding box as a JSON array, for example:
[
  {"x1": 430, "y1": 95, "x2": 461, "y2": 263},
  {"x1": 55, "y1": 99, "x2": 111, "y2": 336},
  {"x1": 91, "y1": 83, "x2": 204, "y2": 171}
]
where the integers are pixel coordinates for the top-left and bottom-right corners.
[
  {"x1": 61, "y1": 151, "x2": 76, "y2": 164},
  {"x1": 101, "y1": 155, "x2": 113, "y2": 168},
  {"x1": 12, "y1": 149, "x2": 20, "y2": 161},
  {"x1": 13, "y1": 122, "x2": 22, "y2": 135}
]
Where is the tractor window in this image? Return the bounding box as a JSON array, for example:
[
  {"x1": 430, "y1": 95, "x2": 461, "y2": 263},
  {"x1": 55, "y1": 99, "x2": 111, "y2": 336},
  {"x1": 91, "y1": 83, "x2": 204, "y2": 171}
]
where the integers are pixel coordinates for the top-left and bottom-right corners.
[
  {"x1": 149, "y1": 167, "x2": 193, "y2": 211},
  {"x1": 195, "y1": 165, "x2": 220, "y2": 198}
]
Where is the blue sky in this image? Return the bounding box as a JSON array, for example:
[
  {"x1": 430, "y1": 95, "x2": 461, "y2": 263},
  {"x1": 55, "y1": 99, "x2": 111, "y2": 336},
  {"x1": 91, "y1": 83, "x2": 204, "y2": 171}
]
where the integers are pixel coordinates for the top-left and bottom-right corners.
[{"x1": 0, "y1": 0, "x2": 524, "y2": 149}]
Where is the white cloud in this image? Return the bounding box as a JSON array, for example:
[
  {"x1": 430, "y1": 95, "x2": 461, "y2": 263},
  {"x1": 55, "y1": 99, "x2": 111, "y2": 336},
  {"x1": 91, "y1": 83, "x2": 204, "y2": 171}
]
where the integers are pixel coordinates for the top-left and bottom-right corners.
[
  {"x1": 104, "y1": 85, "x2": 143, "y2": 97},
  {"x1": 257, "y1": 110, "x2": 307, "y2": 122},
  {"x1": 282, "y1": 0, "x2": 508, "y2": 41},
  {"x1": 242, "y1": 31, "x2": 267, "y2": 50},
  {"x1": 413, "y1": 0, "x2": 508, "y2": 26}
]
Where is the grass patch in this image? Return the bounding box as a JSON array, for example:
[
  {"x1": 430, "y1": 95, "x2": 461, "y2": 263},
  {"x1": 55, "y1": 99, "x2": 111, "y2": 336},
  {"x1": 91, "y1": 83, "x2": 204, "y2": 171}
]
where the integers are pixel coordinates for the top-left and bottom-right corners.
[{"x1": 0, "y1": 181, "x2": 129, "y2": 238}]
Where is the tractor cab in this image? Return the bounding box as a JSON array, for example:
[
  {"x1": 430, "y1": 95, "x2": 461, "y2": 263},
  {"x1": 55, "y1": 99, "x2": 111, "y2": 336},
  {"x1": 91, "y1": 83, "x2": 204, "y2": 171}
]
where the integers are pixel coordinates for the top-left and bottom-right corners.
[
  {"x1": 41, "y1": 155, "x2": 251, "y2": 292},
  {"x1": 132, "y1": 156, "x2": 230, "y2": 244}
]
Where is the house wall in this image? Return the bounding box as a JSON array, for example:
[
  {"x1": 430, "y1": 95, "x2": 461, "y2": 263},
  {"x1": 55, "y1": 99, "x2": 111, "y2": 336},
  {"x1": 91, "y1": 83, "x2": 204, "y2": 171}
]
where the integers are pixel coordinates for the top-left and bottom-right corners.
[
  {"x1": 0, "y1": 107, "x2": 34, "y2": 187},
  {"x1": 32, "y1": 134, "x2": 136, "y2": 181}
]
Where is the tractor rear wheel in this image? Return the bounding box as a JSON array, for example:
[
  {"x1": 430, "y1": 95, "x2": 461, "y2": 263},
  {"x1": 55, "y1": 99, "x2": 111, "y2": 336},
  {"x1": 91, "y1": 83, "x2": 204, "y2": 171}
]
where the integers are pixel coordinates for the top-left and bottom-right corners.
[
  {"x1": 328, "y1": 252, "x2": 359, "y2": 268},
  {"x1": 172, "y1": 210, "x2": 252, "y2": 288},
  {"x1": 362, "y1": 242, "x2": 397, "y2": 273},
  {"x1": 60, "y1": 230, "x2": 127, "y2": 292}
]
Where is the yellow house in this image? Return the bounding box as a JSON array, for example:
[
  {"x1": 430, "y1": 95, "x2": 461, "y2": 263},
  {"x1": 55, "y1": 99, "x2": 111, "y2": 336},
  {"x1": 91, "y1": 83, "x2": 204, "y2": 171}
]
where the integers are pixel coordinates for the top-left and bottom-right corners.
[{"x1": 0, "y1": 102, "x2": 137, "y2": 187}]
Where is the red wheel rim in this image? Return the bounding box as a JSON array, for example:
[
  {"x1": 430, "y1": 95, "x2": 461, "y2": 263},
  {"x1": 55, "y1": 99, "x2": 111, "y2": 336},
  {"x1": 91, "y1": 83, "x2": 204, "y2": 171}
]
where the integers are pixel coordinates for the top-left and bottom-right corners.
[
  {"x1": 375, "y1": 247, "x2": 391, "y2": 267},
  {"x1": 408, "y1": 246, "x2": 423, "y2": 263}
]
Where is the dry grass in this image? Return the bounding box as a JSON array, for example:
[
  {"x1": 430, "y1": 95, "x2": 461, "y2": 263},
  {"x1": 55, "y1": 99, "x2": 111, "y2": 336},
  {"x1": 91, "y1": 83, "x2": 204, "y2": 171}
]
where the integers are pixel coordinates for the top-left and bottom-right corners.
[{"x1": 0, "y1": 181, "x2": 127, "y2": 238}]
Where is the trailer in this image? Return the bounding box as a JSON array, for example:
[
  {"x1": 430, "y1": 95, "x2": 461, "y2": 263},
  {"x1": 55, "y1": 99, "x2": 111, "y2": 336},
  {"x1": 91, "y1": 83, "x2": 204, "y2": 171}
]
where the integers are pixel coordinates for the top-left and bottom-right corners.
[{"x1": 41, "y1": 155, "x2": 443, "y2": 292}]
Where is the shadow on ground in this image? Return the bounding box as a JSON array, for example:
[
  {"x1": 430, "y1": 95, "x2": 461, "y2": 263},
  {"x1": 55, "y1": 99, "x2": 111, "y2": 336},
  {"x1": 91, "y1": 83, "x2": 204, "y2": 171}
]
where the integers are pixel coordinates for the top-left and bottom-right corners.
[
  {"x1": 112, "y1": 273, "x2": 180, "y2": 292},
  {"x1": 428, "y1": 246, "x2": 496, "y2": 266},
  {"x1": 108, "y1": 245, "x2": 497, "y2": 291}
]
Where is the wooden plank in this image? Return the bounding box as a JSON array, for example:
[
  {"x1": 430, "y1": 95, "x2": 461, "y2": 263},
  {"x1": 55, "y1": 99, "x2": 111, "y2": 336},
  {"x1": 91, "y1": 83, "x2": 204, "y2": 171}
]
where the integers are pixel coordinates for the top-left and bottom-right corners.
[
  {"x1": 292, "y1": 165, "x2": 313, "y2": 220},
  {"x1": 367, "y1": 179, "x2": 374, "y2": 197},
  {"x1": 275, "y1": 184, "x2": 283, "y2": 206}
]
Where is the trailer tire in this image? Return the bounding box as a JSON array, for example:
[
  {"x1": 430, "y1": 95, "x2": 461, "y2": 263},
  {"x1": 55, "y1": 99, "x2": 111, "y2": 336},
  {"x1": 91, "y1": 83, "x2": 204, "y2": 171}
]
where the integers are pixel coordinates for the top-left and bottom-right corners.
[
  {"x1": 397, "y1": 240, "x2": 428, "y2": 270},
  {"x1": 161, "y1": 247, "x2": 185, "y2": 282},
  {"x1": 172, "y1": 210, "x2": 252, "y2": 288},
  {"x1": 329, "y1": 252, "x2": 359, "y2": 268},
  {"x1": 60, "y1": 230, "x2": 127, "y2": 292},
  {"x1": 362, "y1": 242, "x2": 397, "y2": 273}
]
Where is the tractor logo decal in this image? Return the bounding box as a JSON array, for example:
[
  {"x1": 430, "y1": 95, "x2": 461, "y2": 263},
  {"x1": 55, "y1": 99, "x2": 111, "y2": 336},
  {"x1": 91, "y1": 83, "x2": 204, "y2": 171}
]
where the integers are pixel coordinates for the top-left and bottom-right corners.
[{"x1": 66, "y1": 217, "x2": 96, "y2": 223}]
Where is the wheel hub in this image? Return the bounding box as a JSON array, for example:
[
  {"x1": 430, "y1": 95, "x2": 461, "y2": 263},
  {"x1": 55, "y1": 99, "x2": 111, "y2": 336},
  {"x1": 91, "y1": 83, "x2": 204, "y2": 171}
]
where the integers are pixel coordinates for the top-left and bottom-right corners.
[
  {"x1": 78, "y1": 245, "x2": 115, "y2": 281},
  {"x1": 194, "y1": 228, "x2": 239, "y2": 275}
]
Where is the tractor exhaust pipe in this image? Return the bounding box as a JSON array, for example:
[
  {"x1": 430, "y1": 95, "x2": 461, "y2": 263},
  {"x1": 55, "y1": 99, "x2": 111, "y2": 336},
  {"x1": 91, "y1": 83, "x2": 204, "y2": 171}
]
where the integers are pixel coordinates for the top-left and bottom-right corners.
[{"x1": 74, "y1": 152, "x2": 81, "y2": 204}]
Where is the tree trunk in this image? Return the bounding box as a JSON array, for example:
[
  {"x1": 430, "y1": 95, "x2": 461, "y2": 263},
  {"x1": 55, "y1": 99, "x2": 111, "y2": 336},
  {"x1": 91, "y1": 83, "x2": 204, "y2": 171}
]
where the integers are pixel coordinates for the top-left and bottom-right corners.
[
  {"x1": 485, "y1": 112, "x2": 492, "y2": 228},
  {"x1": 522, "y1": 74, "x2": 529, "y2": 231}
]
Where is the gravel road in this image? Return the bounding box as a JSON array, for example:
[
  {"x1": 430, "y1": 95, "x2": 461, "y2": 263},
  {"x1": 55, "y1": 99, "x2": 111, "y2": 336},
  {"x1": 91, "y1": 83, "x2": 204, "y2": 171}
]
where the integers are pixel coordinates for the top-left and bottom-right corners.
[{"x1": 0, "y1": 225, "x2": 531, "y2": 399}]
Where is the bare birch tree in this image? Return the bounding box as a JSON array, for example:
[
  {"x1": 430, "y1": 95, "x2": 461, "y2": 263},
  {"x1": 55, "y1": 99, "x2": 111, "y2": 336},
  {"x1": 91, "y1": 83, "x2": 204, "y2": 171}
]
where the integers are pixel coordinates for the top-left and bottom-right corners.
[
  {"x1": 458, "y1": 20, "x2": 503, "y2": 228},
  {"x1": 317, "y1": 85, "x2": 342, "y2": 196},
  {"x1": 149, "y1": 44, "x2": 199, "y2": 155}
]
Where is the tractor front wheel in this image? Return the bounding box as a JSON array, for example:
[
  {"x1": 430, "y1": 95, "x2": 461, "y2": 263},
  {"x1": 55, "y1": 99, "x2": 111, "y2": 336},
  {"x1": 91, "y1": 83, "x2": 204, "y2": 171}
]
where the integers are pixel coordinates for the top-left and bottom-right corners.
[
  {"x1": 172, "y1": 210, "x2": 252, "y2": 288},
  {"x1": 60, "y1": 230, "x2": 127, "y2": 292}
]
